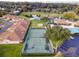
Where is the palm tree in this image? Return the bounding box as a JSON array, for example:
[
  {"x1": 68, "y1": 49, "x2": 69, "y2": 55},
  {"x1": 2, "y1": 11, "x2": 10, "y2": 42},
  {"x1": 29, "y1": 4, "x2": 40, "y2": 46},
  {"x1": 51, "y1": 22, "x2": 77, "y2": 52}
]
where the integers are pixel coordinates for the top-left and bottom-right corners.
[{"x1": 45, "y1": 26, "x2": 71, "y2": 54}]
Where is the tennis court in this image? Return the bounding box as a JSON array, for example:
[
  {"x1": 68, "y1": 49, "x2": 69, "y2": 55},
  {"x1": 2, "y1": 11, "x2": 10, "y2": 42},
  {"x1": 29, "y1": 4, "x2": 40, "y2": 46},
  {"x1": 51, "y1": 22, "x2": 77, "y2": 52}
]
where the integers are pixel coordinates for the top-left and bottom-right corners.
[{"x1": 22, "y1": 28, "x2": 54, "y2": 56}]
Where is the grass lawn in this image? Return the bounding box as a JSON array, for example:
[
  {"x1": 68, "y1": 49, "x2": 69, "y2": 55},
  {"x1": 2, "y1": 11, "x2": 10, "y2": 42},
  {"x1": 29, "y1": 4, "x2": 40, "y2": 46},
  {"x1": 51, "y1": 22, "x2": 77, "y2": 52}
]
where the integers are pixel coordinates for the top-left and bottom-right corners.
[
  {"x1": 19, "y1": 12, "x2": 62, "y2": 18},
  {"x1": 0, "y1": 44, "x2": 23, "y2": 57},
  {"x1": 31, "y1": 20, "x2": 46, "y2": 28}
]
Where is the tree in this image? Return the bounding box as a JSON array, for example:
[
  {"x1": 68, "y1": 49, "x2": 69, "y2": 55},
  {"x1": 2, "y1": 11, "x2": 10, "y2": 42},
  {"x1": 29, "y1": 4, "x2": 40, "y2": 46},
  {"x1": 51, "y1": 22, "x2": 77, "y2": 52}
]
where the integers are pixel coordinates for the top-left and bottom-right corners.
[
  {"x1": 63, "y1": 11, "x2": 76, "y2": 19},
  {"x1": 0, "y1": 11, "x2": 7, "y2": 17},
  {"x1": 74, "y1": 7, "x2": 79, "y2": 15},
  {"x1": 0, "y1": 28, "x2": 1, "y2": 30},
  {"x1": 45, "y1": 26, "x2": 71, "y2": 54},
  {"x1": 0, "y1": 12, "x2": 3, "y2": 17}
]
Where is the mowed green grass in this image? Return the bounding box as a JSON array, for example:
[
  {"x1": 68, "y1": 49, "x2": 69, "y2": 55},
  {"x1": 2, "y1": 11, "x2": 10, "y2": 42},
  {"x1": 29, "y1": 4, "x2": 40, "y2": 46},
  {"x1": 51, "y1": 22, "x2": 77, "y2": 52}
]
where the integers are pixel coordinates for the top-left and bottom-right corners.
[
  {"x1": 19, "y1": 12, "x2": 62, "y2": 18},
  {"x1": 31, "y1": 20, "x2": 46, "y2": 28},
  {"x1": 0, "y1": 44, "x2": 23, "y2": 57}
]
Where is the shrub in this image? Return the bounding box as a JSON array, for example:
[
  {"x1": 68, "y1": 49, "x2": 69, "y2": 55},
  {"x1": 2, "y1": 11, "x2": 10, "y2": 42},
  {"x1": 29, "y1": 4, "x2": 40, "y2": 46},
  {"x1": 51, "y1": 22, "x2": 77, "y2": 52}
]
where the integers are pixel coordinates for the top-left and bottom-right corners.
[{"x1": 63, "y1": 11, "x2": 76, "y2": 19}]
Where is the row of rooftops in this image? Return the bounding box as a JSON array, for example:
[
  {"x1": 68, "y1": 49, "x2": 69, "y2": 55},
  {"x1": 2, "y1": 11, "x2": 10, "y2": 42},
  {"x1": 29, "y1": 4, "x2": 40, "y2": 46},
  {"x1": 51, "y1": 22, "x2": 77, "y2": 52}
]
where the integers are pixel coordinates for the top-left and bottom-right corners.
[
  {"x1": 54, "y1": 19, "x2": 79, "y2": 27},
  {"x1": 0, "y1": 14, "x2": 30, "y2": 44},
  {"x1": 47, "y1": 16, "x2": 79, "y2": 27}
]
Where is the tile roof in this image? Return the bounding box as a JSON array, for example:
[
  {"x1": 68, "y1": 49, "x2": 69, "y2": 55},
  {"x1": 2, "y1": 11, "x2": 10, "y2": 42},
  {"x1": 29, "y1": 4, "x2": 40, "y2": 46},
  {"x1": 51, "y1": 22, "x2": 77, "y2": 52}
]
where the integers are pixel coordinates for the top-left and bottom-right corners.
[
  {"x1": 56, "y1": 19, "x2": 71, "y2": 25},
  {"x1": 74, "y1": 21, "x2": 79, "y2": 27},
  {"x1": 0, "y1": 15, "x2": 30, "y2": 44}
]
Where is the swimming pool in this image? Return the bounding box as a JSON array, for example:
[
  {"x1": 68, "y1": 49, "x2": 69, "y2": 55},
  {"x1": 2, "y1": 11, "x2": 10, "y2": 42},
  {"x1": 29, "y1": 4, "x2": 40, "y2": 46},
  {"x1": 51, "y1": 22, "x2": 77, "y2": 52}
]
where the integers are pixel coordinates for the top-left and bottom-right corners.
[
  {"x1": 68, "y1": 28, "x2": 79, "y2": 33},
  {"x1": 22, "y1": 28, "x2": 54, "y2": 56}
]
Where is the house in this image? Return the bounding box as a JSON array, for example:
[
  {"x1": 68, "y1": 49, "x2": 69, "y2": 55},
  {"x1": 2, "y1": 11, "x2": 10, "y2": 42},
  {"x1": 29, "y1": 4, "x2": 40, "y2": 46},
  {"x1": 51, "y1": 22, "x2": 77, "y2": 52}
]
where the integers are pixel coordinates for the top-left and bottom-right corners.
[
  {"x1": 0, "y1": 15, "x2": 30, "y2": 44},
  {"x1": 74, "y1": 21, "x2": 79, "y2": 27},
  {"x1": 54, "y1": 19, "x2": 71, "y2": 25}
]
